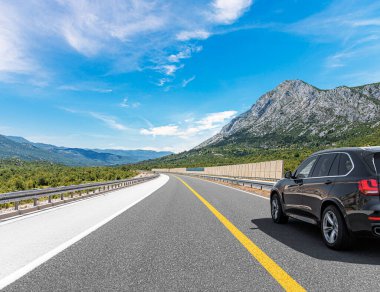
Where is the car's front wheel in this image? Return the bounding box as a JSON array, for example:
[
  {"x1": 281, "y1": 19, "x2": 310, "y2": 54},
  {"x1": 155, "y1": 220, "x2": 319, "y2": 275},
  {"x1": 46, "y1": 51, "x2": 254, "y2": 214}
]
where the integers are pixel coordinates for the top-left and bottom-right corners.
[
  {"x1": 321, "y1": 205, "x2": 350, "y2": 250},
  {"x1": 271, "y1": 193, "x2": 288, "y2": 224}
]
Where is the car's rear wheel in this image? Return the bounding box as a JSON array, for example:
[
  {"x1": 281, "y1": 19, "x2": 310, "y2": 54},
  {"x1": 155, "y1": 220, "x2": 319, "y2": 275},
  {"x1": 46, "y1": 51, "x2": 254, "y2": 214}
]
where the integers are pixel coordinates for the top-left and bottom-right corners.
[
  {"x1": 321, "y1": 205, "x2": 350, "y2": 250},
  {"x1": 271, "y1": 193, "x2": 288, "y2": 224}
]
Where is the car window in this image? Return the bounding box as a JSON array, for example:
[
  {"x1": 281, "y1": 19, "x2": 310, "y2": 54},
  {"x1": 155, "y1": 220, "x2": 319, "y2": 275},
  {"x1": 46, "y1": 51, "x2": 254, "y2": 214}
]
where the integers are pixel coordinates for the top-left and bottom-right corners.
[
  {"x1": 294, "y1": 156, "x2": 318, "y2": 179},
  {"x1": 338, "y1": 153, "x2": 353, "y2": 175},
  {"x1": 328, "y1": 154, "x2": 340, "y2": 176},
  {"x1": 373, "y1": 153, "x2": 380, "y2": 174},
  {"x1": 312, "y1": 153, "x2": 337, "y2": 177}
]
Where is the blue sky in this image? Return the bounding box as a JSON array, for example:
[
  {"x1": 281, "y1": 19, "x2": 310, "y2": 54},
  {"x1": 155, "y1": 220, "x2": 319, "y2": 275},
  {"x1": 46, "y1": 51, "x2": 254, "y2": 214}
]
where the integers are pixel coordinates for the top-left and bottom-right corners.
[{"x1": 1, "y1": 0, "x2": 380, "y2": 152}]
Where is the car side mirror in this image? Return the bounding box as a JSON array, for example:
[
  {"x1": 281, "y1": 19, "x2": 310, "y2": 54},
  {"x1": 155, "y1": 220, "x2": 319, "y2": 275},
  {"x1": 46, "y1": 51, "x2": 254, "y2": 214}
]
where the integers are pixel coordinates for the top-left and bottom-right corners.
[{"x1": 284, "y1": 170, "x2": 293, "y2": 179}]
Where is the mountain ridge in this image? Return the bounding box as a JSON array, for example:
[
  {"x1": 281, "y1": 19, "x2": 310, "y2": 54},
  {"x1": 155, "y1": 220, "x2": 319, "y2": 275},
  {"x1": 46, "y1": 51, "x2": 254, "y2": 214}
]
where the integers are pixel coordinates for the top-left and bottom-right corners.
[
  {"x1": 0, "y1": 135, "x2": 172, "y2": 166},
  {"x1": 196, "y1": 79, "x2": 380, "y2": 149}
]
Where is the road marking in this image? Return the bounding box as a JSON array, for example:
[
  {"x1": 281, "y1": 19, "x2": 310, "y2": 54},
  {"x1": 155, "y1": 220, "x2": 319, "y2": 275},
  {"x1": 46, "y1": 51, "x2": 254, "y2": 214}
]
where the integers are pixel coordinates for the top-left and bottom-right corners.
[
  {"x1": 0, "y1": 175, "x2": 168, "y2": 290},
  {"x1": 176, "y1": 176, "x2": 305, "y2": 292}
]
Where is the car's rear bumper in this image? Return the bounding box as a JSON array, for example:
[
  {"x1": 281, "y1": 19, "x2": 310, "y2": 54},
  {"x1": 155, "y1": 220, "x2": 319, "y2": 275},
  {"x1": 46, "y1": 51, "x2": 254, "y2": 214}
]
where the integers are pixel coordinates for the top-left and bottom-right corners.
[{"x1": 346, "y1": 210, "x2": 380, "y2": 237}]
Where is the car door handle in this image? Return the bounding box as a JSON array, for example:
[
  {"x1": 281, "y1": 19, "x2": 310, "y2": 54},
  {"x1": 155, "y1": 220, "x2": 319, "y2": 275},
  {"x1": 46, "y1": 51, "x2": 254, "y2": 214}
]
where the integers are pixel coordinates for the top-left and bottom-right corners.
[{"x1": 325, "y1": 180, "x2": 332, "y2": 185}]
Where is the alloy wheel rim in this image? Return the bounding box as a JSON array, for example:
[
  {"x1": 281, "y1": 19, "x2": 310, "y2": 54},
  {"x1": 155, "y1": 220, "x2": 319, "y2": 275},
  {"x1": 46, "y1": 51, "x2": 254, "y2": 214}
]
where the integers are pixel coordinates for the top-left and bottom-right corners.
[
  {"x1": 272, "y1": 198, "x2": 279, "y2": 219},
  {"x1": 323, "y1": 210, "x2": 339, "y2": 244}
]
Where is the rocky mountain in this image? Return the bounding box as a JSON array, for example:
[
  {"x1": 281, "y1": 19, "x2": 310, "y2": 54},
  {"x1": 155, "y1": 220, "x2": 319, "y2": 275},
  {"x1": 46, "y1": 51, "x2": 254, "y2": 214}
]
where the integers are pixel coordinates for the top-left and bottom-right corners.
[
  {"x1": 196, "y1": 80, "x2": 380, "y2": 149},
  {"x1": 0, "y1": 135, "x2": 172, "y2": 166}
]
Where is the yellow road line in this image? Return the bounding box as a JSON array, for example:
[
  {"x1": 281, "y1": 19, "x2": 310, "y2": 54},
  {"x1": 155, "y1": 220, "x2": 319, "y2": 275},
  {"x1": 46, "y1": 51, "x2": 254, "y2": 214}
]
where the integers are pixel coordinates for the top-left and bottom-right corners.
[{"x1": 176, "y1": 176, "x2": 305, "y2": 292}]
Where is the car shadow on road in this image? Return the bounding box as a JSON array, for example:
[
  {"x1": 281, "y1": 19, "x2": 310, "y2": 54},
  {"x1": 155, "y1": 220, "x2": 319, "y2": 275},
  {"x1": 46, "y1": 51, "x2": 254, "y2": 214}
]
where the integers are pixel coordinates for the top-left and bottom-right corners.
[{"x1": 251, "y1": 218, "x2": 380, "y2": 265}]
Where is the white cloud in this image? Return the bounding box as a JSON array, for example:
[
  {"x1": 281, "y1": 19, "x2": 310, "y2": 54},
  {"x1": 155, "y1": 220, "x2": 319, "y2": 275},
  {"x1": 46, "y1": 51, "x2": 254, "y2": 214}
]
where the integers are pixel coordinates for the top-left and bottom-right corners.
[
  {"x1": 182, "y1": 76, "x2": 196, "y2": 87},
  {"x1": 196, "y1": 111, "x2": 237, "y2": 130},
  {"x1": 0, "y1": 0, "x2": 253, "y2": 81},
  {"x1": 211, "y1": 0, "x2": 253, "y2": 24},
  {"x1": 140, "y1": 110, "x2": 237, "y2": 138},
  {"x1": 155, "y1": 64, "x2": 184, "y2": 76},
  {"x1": 351, "y1": 19, "x2": 380, "y2": 27},
  {"x1": 58, "y1": 0, "x2": 167, "y2": 56},
  {"x1": 141, "y1": 125, "x2": 180, "y2": 136},
  {"x1": 176, "y1": 30, "x2": 211, "y2": 41},
  {"x1": 0, "y1": 2, "x2": 37, "y2": 73},
  {"x1": 156, "y1": 78, "x2": 170, "y2": 87},
  {"x1": 174, "y1": 0, "x2": 253, "y2": 42},
  {"x1": 120, "y1": 97, "x2": 141, "y2": 108},
  {"x1": 58, "y1": 84, "x2": 112, "y2": 93},
  {"x1": 168, "y1": 46, "x2": 202, "y2": 62}
]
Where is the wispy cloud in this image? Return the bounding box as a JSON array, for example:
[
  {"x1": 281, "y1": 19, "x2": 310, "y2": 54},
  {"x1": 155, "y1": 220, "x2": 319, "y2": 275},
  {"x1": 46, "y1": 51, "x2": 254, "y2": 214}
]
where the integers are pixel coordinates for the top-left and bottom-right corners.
[
  {"x1": 58, "y1": 84, "x2": 112, "y2": 93},
  {"x1": 168, "y1": 46, "x2": 202, "y2": 63},
  {"x1": 140, "y1": 110, "x2": 237, "y2": 139},
  {"x1": 155, "y1": 64, "x2": 184, "y2": 76},
  {"x1": 0, "y1": 2, "x2": 37, "y2": 74},
  {"x1": 61, "y1": 107, "x2": 128, "y2": 131},
  {"x1": 287, "y1": 0, "x2": 380, "y2": 69},
  {"x1": 176, "y1": 30, "x2": 211, "y2": 41},
  {"x1": 89, "y1": 112, "x2": 128, "y2": 131},
  {"x1": 0, "y1": 0, "x2": 253, "y2": 82},
  {"x1": 119, "y1": 97, "x2": 141, "y2": 109},
  {"x1": 156, "y1": 78, "x2": 171, "y2": 87},
  {"x1": 182, "y1": 76, "x2": 196, "y2": 87}
]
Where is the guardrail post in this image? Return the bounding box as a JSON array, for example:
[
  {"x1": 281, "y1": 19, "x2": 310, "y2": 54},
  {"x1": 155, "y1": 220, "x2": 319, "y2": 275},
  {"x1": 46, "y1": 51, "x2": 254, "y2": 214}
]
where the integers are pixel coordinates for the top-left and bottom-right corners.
[
  {"x1": 48, "y1": 195, "x2": 52, "y2": 203},
  {"x1": 33, "y1": 198, "x2": 38, "y2": 206},
  {"x1": 14, "y1": 201, "x2": 19, "y2": 210},
  {"x1": 61, "y1": 193, "x2": 64, "y2": 200}
]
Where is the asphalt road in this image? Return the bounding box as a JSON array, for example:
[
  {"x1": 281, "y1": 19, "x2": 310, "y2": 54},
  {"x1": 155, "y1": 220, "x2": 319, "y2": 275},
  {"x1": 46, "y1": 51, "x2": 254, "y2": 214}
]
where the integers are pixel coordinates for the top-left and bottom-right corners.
[{"x1": 2, "y1": 174, "x2": 380, "y2": 291}]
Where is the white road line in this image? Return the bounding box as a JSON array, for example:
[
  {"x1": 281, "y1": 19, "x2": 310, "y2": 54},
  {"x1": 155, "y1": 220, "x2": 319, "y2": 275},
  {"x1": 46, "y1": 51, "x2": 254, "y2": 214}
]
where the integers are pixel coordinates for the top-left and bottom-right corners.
[{"x1": 0, "y1": 174, "x2": 169, "y2": 290}]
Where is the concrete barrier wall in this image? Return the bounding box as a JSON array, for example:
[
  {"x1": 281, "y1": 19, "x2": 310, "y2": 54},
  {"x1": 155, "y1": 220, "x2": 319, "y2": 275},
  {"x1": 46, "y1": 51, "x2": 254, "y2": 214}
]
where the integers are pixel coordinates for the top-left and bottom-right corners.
[{"x1": 152, "y1": 160, "x2": 283, "y2": 180}]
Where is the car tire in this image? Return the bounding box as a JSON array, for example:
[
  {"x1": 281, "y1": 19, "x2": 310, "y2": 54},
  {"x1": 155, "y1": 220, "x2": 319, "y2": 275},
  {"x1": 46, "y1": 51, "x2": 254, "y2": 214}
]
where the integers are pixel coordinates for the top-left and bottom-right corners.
[
  {"x1": 321, "y1": 205, "x2": 351, "y2": 250},
  {"x1": 271, "y1": 193, "x2": 288, "y2": 224}
]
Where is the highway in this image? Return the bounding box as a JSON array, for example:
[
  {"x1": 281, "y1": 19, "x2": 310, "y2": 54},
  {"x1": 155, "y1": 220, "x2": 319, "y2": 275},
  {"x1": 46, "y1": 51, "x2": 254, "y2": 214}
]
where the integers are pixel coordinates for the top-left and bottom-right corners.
[{"x1": 1, "y1": 174, "x2": 380, "y2": 291}]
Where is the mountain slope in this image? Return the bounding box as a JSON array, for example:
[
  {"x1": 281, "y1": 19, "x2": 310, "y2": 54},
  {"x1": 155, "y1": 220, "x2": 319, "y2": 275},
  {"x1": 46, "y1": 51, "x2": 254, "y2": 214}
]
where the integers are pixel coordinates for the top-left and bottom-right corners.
[
  {"x1": 135, "y1": 80, "x2": 380, "y2": 171},
  {"x1": 196, "y1": 80, "x2": 380, "y2": 149},
  {"x1": 0, "y1": 135, "x2": 172, "y2": 166}
]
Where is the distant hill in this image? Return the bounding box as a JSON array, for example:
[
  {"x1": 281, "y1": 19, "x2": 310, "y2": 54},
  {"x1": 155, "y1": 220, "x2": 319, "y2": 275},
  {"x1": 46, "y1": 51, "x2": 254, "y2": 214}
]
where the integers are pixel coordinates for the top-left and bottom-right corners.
[
  {"x1": 135, "y1": 80, "x2": 380, "y2": 171},
  {"x1": 0, "y1": 135, "x2": 172, "y2": 166}
]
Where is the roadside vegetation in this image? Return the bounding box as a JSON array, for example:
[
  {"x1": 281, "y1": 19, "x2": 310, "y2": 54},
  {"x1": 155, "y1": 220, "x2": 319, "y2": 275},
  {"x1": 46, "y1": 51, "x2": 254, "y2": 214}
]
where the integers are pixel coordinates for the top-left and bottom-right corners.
[
  {"x1": 133, "y1": 146, "x2": 316, "y2": 172},
  {"x1": 0, "y1": 159, "x2": 137, "y2": 193}
]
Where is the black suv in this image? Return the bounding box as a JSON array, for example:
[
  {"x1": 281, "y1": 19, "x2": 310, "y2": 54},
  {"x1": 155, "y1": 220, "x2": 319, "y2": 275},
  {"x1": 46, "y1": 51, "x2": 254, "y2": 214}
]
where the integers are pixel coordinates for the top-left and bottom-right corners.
[{"x1": 270, "y1": 147, "x2": 380, "y2": 249}]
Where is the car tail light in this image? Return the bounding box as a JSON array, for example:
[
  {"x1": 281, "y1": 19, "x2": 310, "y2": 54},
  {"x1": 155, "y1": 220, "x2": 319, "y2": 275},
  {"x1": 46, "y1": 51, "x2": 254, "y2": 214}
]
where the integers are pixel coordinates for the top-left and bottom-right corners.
[{"x1": 358, "y1": 179, "x2": 379, "y2": 196}]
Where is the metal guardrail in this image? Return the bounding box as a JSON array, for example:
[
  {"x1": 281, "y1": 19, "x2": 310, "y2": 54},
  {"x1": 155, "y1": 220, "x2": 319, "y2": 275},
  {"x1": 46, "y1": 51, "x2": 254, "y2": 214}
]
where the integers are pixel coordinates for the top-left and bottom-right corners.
[
  {"x1": 195, "y1": 174, "x2": 276, "y2": 190},
  {"x1": 155, "y1": 171, "x2": 276, "y2": 190},
  {"x1": 0, "y1": 174, "x2": 159, "y2": 210}
]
